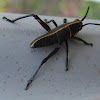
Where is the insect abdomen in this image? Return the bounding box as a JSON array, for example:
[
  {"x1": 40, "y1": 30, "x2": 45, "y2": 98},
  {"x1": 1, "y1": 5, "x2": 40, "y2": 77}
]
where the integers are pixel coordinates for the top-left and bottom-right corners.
[{"x1": 30, "y1": 33, "x2": 58, "y2": 48}]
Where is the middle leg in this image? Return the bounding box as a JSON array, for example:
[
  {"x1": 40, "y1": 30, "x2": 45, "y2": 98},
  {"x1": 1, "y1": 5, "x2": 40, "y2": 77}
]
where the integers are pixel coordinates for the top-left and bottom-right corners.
[
  {"x1": 65, "y1": 40, "x2": 68, "y2": 71},
  {"x1": 63, "y1": 18, "x2": 67, "y2": 24},
  {"x1": 44, "y1": 19, "x2": 58, "y2": 27}
]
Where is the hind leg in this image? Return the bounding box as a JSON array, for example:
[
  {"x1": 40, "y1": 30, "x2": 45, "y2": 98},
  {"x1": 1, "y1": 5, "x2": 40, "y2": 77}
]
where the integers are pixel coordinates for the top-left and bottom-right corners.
[
  {"x1": 3, "y1": 14, "x2": 51, "y2": 31},
  {"x1": 25, "y1": 42, "x2": 63, "y2": 90}
]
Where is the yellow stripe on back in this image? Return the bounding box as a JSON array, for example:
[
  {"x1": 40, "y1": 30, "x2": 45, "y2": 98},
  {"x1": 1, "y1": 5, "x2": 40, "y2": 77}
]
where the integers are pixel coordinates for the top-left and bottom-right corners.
[
  {"x1": 30, "y1": 21, "x2": 81, "y2": 48},
  {"x1": 37, "y1": 19, "x2": 41, "y2": 23}
]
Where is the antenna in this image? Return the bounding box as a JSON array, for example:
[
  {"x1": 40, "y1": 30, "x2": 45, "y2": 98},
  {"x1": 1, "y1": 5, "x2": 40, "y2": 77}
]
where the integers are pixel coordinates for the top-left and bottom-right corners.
[
  {"x1": 83, "y1": 23, "x2": 100, "y2": 27},
  {"x1": 81, "y1": 6, "x2": 90, "y2": 21}
]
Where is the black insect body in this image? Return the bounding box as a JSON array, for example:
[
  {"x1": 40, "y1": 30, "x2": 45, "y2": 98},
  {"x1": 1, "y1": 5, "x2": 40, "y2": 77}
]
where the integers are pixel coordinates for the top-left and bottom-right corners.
[
  {"x1": 3, "y1": 6, "x2": 100, "y2": 90},
  {"x1": 30, "y1": 19, "x2": 82, "y2": 48}
]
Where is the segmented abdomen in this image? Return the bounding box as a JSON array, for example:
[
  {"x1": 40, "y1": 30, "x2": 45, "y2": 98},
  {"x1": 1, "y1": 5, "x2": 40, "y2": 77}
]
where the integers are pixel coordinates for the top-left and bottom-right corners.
[{"x1": 30, "y1": 33, "x2": 58, "y2": 48}]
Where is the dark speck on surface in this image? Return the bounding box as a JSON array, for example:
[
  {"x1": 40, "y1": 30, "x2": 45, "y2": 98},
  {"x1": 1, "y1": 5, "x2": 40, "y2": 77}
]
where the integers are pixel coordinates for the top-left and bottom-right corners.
[
  {"x1": 50, "y1": 69, "x2": 53, "y2": 71},
  {"x1": 3, "y1": 34, "x2": 5, "y2": 36},
  {"x1": 16, "y1": 94, "x2": 20, "y2": 96},
  {"x1": 6, "y1": 56, "x2": 8, "y2": 58},
  {"x1": 69, "y1": 92, "x2": 72, "y2": 95},
  {"x1": 42, "y1": 73, "x2": 44, "y2": 75},
  {"x1": 7, "y1": 75, "x2": 10, "y2": 78},
  {"x1": 4, "y1": 81, "x2": 7, "y2": 84},
  {"x1": 49, "y1": 79, "x2": 51, "y2": 82},
  {"x1": 56, "y1": 57, "x2": 58, "y2": 60},
  {"x1": 43, "y1": 79, "x2": 46, "y2": 81},
  {"x1": 93, "y1": 64, "x2": 96, "y2": 67},
  {"x1": 17, "y1": 69, "x2": 20, "y2": 71},
  {"x1": 62, "y1": 92, "x2": 65, "y2": 95},
  {"x1": 16, "y1": 61, "x2": 19, "y2": 64},
  {"x1": 30, "y1": 93, "x2": 32, "y2": 95},
  {"x1": 17, "y1": 67, "x2": 21, "y2": 71},
  {"x1": 24, "y1": 75, "x2": 26, "y2": 77},
  {"x1": 21, "y1": 78, "x2": 24, "y2": 83}
]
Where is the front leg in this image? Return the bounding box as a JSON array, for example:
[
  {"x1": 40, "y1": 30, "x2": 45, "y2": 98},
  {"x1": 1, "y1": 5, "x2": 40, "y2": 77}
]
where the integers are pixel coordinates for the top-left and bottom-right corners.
[{"x1": 73, "y1": 37, "x2": 93, "y2": 46}]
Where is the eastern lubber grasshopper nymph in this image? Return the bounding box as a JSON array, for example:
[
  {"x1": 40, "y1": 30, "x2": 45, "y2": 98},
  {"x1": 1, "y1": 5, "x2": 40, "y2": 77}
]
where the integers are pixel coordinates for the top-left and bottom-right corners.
[{"x1": 3, "y1": 6, "x2": 100, "y2": 90}]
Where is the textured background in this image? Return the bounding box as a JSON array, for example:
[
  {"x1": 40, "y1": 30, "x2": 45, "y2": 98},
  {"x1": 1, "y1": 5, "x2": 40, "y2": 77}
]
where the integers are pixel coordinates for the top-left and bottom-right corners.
[{"x1": 0, "y1": 13, "x2": 100, "y2": 100}]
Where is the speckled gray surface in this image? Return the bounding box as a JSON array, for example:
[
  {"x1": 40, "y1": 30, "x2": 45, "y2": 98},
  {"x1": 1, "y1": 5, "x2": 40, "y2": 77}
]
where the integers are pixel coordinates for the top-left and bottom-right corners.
[{"x1": 0, "y1": 13, "x2": 100, "y2": 100}]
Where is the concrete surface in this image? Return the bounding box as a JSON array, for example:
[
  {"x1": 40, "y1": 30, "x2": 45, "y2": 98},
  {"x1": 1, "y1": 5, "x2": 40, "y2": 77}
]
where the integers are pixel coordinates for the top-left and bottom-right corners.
[{"x1": 0, "y1": 13, "x2": 100, "y2": 100}]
